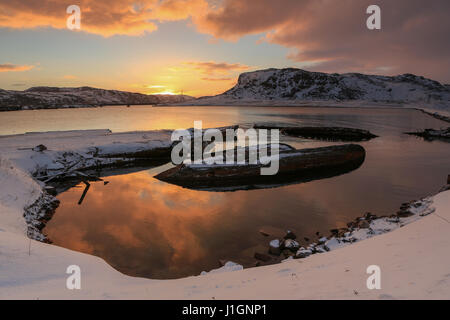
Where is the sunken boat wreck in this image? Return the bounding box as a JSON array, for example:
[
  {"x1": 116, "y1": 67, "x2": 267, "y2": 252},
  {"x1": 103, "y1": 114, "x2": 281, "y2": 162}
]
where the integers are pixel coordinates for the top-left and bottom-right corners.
[
  {"x1": 155, "y1": 143, "x2": 366, "y2": 191},
  {"x1": 253, "y1": 125, "x2": 378, "y2": 142},
  {"x1": 405, "y1": 127, "x2": 450, "y2": 142}
]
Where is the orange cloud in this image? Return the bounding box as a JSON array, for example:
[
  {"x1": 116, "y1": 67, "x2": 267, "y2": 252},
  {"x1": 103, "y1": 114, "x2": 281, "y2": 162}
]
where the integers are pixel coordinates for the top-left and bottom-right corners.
[
  {"x1": 63, "y1": 75, "x2": 77, "y2": 79},
  {"x1": 193, "y1": 0, "x2": 300, "y2": 41},
  {"x1": 0, "y1": 0, "x2": 207, "y2": 37},
  {"x1": 5, "y1": 1, "x2": 448, "y2": 81},
  {"x1": 200, "y1": 77, "x2": 233, "y2": 82},
  {"x1": 184, "y1": 61, "x2": 250, "y2": 75},
  {"x1": 148, "y1": 0, "x2": 208, "y2": 21},
  {"x1": 0, "y1": 63, "x2": 34, "y2": 72}
]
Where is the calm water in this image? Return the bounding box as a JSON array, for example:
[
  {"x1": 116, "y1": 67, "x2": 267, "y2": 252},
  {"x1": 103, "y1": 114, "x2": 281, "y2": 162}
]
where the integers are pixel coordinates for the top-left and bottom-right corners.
[{"x1": 8, "y1": 105, "x2": 446, "y2": 279}]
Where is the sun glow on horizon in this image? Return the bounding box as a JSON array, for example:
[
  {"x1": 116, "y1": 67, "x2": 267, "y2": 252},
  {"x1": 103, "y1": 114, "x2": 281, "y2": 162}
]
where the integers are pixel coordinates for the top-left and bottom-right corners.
[
  {"x1": 153, "y1": 90, "x2": 177, "y2": 95},
  {"x1": 143, "y1": 85, "x2": 178, "y2": 95}
]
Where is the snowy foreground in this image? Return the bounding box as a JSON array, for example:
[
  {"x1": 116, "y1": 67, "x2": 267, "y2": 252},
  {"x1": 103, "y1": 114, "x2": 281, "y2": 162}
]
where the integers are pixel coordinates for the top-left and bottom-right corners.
[{"x1": 1, "y1": 129, "x2": 449, "y2": 299}]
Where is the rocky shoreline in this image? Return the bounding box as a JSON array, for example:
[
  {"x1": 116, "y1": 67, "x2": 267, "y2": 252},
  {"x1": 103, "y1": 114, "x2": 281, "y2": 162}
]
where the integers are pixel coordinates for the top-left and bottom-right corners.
[
  {"x1": 246, "y1": 191, "x2": 441, "y2": 268},
  {"x1": 27, "y1": 165, "x2": 445, "y2": 272}
]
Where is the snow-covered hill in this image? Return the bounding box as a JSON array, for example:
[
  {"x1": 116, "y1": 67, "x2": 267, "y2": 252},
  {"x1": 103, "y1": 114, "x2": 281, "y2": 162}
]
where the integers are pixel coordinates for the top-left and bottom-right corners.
[
  {"x1": 187, "y1": 68, "x2": 450, "y2": 110},
  {"x1": 0, "y1": 86, "x2": 193, "y2": 111}
]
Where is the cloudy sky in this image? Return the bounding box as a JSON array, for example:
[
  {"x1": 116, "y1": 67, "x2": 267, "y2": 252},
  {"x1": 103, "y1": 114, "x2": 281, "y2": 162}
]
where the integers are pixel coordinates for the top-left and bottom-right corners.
[{"x1": 0, "y1": 0, "x2": 449, "y2": 96}]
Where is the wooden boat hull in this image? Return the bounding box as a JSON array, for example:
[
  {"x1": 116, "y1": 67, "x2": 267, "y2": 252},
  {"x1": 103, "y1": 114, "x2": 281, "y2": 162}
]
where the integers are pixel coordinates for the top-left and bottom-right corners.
[{"x1": 155, "y1": 144, "x2": 366, "y2": 191}]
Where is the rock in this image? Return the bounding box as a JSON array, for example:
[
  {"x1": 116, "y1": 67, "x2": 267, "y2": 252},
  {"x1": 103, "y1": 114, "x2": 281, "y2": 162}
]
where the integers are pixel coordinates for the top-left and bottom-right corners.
[
  {"x1": 282, "y1": 256, "x2": 294, "y2": 263},
  {"x1": 284, "y1": 239, "x2": 300, "y2": 251},
  {"x1": 399, "y1": 202, "x2": 410, "y2": 210},
  {"x1": 296, "y1": 247, "x2": 312, "y2": 259},
  {"x1": 258, "y1": 226, "x2": 285, "y2": 238},
  {"x1": 337, "y1": 228, "x2": 349, "y2": 237},
  {"x1": 269, "y1": 239, "x2": 282, "y2": 255},
  {"x1": 318, "y1": 236, "x2": 328, "y2": 244},
  {"x1": 44, "y1": 186, "x2": 57, "y2": 196},
  {"x1": 200, "y1": 261, "x2": 243, "y2": 275},
  {"x1": 283, "y1": 230, "x2": 297, "y2": 240},
  {"x1": 387, "y1": 216, "x2": 400, "y2": 223},
  {"x1": 358, "y1": 220, "x2": 370, "y2": 229},
  {"x1": 218, "y1": 259, "x2": 228, "y2": 267},
  {"x1": 35, "y1": 222, "x2": 45, "y2": 230},
  {"x1": 324, "y1": 237, "x2": 343, "y2": 251},
  {"x1": 254, "y1": 252, "x2": 272, "y2": 262},
  {"x1": 41, "y1": 209, "x2": 55, "y2": 221},
  {"x1": 32, "y1": 144, "x2": 47, "y2": 152},
  {"x1": 282, "y1": 249, "x2": 295, "y2": 257},
  {"x1": 315, "y1": 246, "x2": 327, "y2": 253},
  {"x1": 330, "y1": 229, "x2": 339, "y2": 236},
  {"x1": 397, "y1": 209, "x2": 413, "y2": 218},
  {"x1": 412, "y1": 202, "x2": 423, "y2": 208},
  {"x1": 364, "y1": 212, "x2": 377, "y2": 221}
]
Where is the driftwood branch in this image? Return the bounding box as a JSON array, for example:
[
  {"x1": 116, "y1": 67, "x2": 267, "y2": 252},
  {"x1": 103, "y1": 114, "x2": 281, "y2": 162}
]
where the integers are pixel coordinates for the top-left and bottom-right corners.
[{"x1": 78, "y1": 181, "x2": 91, "y2": 205}]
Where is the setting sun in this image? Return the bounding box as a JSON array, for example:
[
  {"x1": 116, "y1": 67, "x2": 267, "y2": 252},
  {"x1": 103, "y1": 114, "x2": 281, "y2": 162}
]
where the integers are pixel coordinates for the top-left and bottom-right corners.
[{"x1": 155, "y1": 90, "x2": 177, "y2": 95}]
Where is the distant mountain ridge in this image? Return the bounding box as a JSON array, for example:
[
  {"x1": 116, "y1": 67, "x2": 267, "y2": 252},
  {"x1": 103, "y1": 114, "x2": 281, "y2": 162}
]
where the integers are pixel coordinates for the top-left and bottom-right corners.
[
  {"x1": 2, "y1": 69, "x2": 449, "y2": 112},
  {"x1": 185, "y1": 68, "x2": 450, "y2": 109},
  {"x1": 0, "y1": 86, "x2": 193, "y2": 111}
]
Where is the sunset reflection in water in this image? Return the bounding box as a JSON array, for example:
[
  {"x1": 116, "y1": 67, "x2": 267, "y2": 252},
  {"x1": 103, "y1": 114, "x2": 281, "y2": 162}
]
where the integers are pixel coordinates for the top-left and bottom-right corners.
[{"x1": 43, "y1": 107, "x2": 450, "y2": 279}]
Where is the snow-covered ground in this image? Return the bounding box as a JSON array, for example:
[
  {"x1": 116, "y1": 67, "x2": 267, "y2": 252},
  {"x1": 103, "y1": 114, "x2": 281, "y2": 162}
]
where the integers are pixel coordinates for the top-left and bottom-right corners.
[
  {"x1": 0, "y1": 129, "x2": 173, "y2": 175},
  {"x1": 0, "y1": 129, "x2": 449, "y2": 299}
]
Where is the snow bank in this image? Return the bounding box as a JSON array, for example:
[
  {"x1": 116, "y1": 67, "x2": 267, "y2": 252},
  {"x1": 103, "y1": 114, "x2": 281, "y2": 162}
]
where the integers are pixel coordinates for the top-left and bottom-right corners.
[
  {"x1": 0, "y1": 129, "x2": 173, "y2": 177},
  {"x1": 1, "y1": 187, "x2": 448, "y2": 299},
  {"x1": 0, "y1": 158, "x2": 41, "y2": 235},
  {"x1": 200, "y1": 262, "x2": 244, "y2": 276}
]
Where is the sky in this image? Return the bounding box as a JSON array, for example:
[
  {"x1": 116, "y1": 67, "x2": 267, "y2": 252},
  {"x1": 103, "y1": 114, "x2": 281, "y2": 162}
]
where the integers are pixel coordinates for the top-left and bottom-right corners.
[{"x1": 0, "y1": 0, "x2": 449, "y2": 97}]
